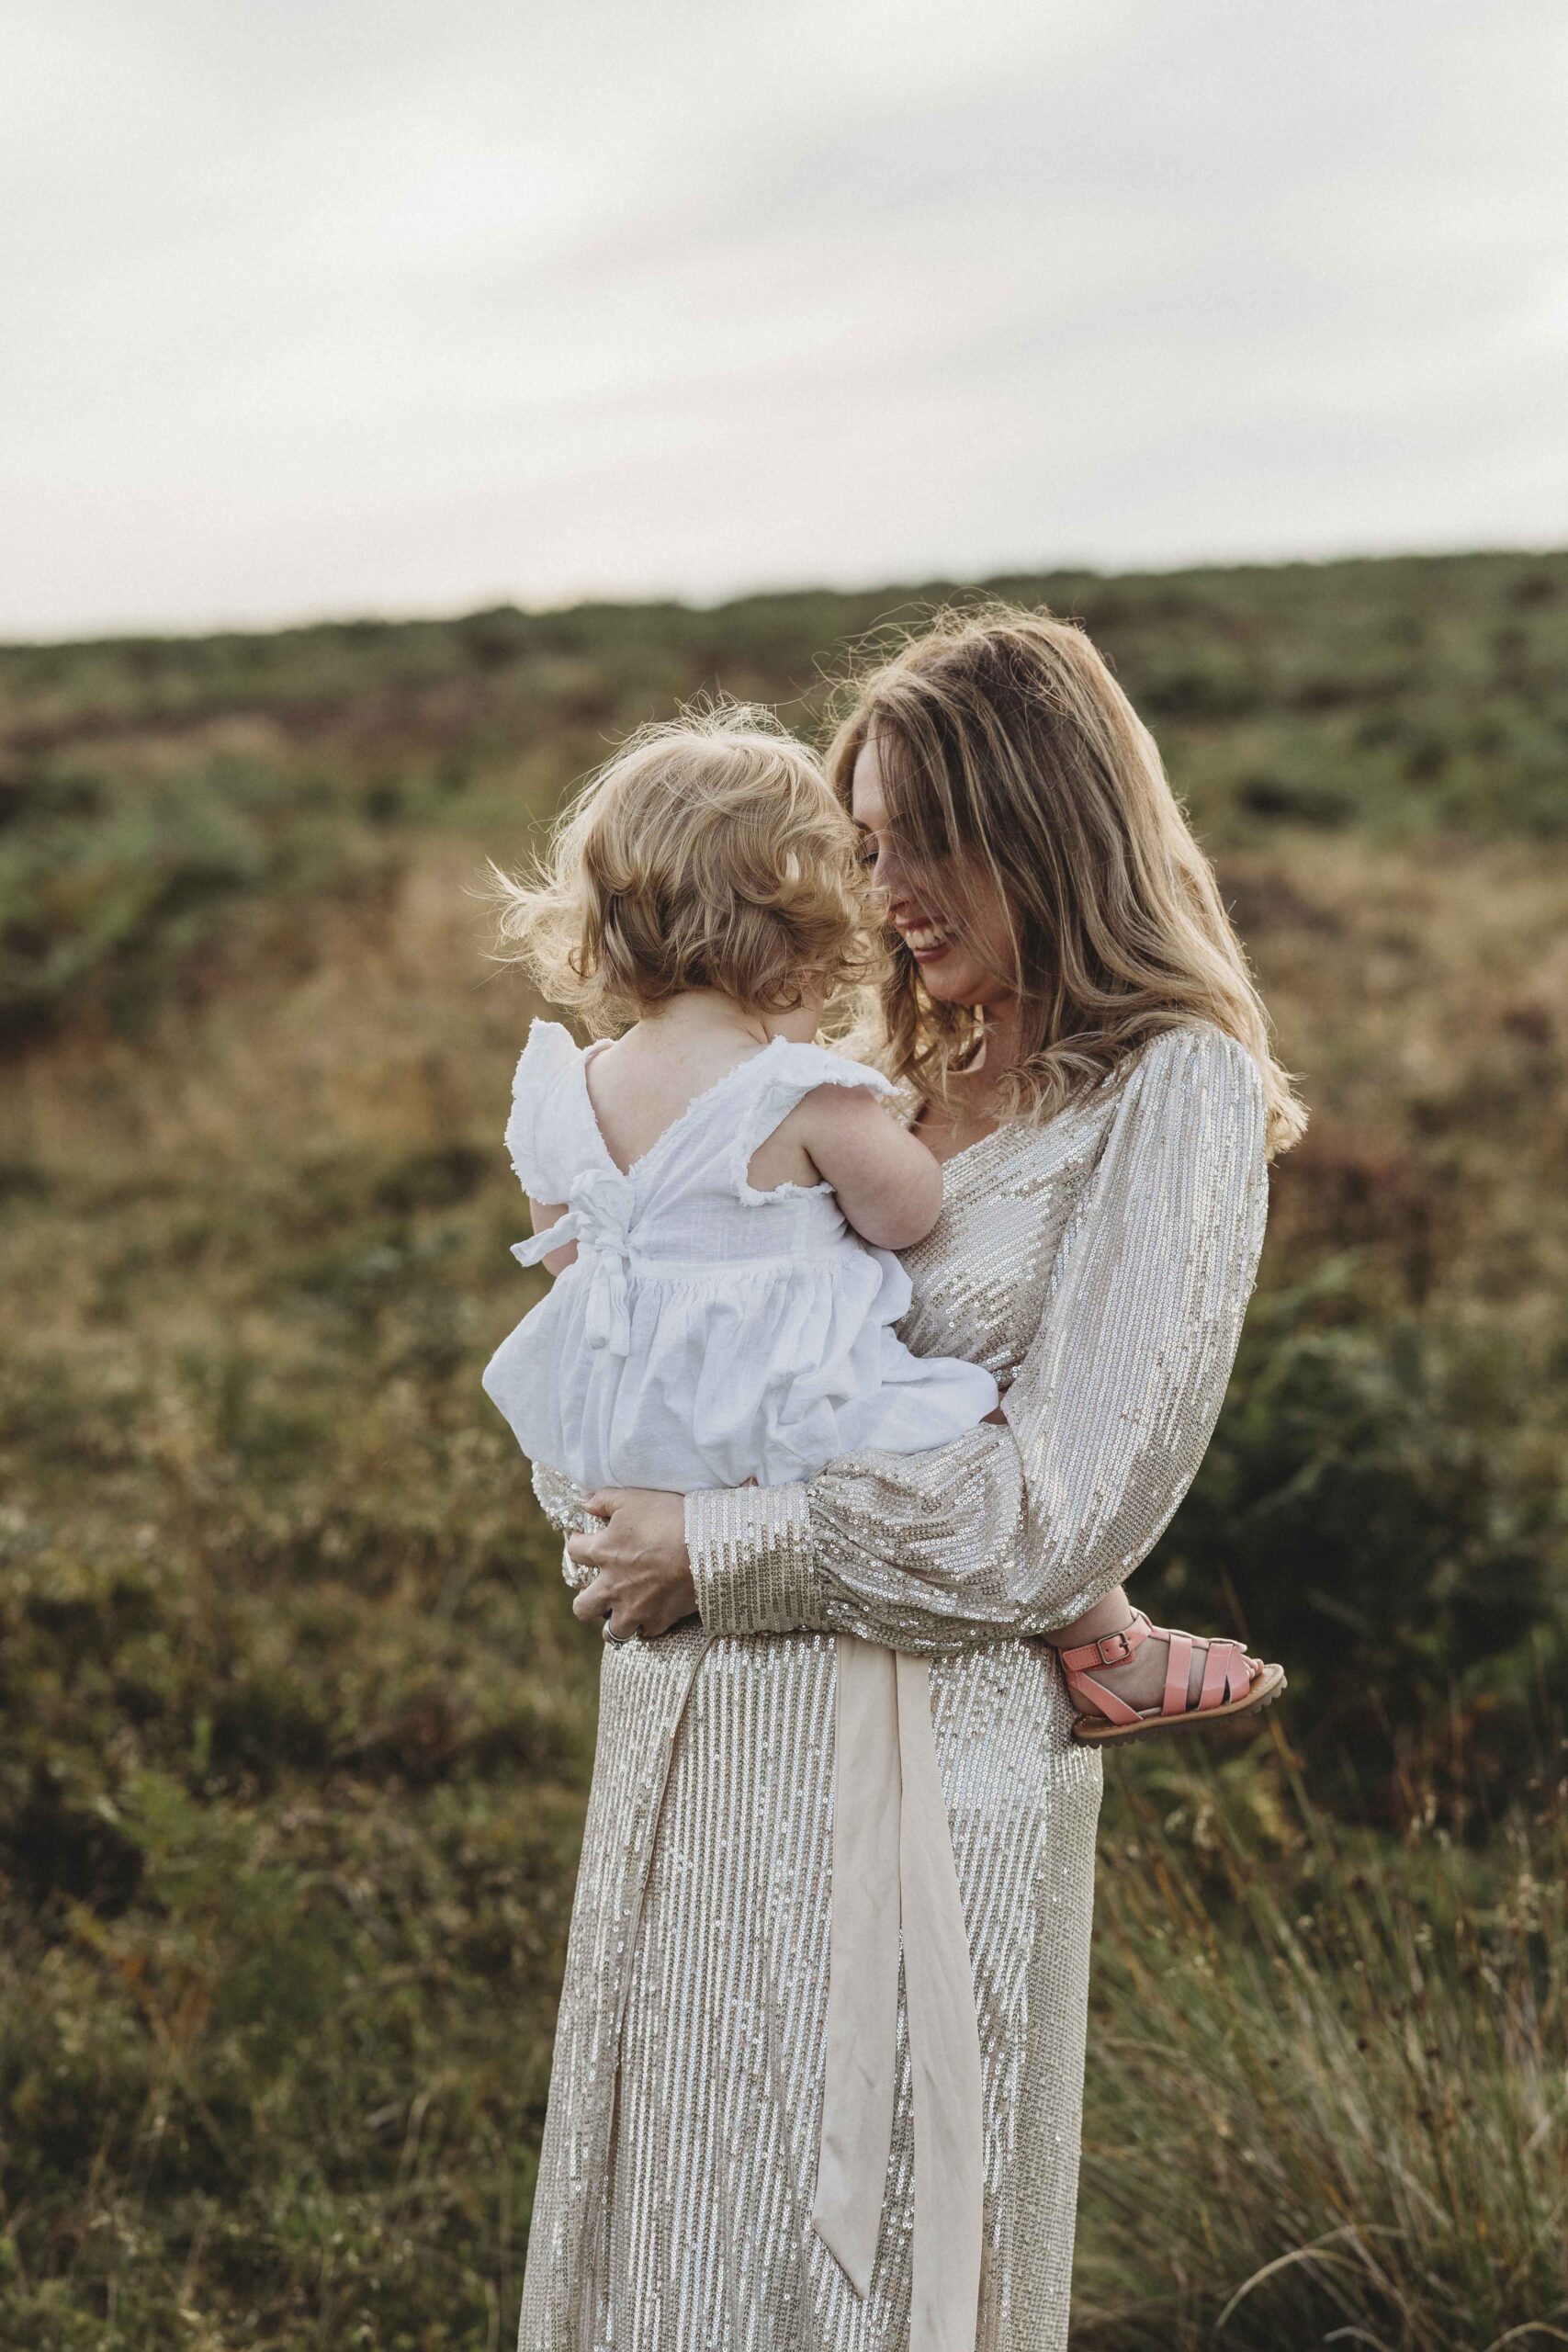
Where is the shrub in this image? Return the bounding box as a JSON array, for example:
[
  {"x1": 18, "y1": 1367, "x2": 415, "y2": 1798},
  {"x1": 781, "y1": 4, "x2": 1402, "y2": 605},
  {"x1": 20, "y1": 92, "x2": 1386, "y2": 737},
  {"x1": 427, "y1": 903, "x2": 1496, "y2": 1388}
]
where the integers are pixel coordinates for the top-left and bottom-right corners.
[{"x1": 1147, "y1": 1264, "x2": 1564, "y2": 1791}]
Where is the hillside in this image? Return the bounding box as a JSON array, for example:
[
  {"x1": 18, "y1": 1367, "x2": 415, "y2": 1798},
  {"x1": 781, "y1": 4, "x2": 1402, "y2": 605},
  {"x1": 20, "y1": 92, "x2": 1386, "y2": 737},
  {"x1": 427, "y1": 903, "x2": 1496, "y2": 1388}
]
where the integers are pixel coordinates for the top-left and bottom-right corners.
[
  {"x1": 5, "y1": 548, "x2": 1567, "y2": 1052},
  {"x1": 1, "y1": 551, "x2": 1564, "y2": 2347}
]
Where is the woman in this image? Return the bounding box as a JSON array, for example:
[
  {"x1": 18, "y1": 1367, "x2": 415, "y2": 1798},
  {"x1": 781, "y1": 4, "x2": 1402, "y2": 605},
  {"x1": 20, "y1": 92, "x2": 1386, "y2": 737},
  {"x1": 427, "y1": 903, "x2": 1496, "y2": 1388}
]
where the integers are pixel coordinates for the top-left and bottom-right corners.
[{"x1": 518, "y1": 606, "x2": 1305, "y2": 2352}]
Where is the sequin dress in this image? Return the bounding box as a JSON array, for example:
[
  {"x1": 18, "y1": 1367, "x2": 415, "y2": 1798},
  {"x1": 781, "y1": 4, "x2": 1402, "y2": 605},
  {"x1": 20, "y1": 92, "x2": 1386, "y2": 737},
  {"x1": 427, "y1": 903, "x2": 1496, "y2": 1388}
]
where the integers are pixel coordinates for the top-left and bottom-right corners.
[{"x1": 517, "y1": 1021, "x2": 1269, "y2": 2352}]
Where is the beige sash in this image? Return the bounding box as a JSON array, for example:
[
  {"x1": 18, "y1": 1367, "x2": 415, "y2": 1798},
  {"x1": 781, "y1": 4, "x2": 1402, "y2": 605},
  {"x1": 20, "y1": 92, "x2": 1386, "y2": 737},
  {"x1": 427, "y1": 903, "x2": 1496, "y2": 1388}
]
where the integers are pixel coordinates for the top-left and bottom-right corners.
[{"x1": 811, "y1": 1636, "x2": 984, "y2": 2352}]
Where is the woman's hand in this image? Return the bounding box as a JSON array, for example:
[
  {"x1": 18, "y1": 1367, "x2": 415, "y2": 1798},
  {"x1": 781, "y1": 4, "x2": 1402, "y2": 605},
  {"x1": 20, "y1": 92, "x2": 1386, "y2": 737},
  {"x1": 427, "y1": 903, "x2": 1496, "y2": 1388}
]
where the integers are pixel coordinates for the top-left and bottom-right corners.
[{"x1": 568, "y1": 1487, "x2": 697, "y2": 1641}]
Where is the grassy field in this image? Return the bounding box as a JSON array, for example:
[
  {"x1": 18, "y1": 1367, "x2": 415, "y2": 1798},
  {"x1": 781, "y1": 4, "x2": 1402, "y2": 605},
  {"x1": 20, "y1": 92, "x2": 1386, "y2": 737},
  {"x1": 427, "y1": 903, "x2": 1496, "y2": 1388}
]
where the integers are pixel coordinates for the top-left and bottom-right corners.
[{"x1": 2, "y1": 551, "x2": 1565, "y2": 2347}]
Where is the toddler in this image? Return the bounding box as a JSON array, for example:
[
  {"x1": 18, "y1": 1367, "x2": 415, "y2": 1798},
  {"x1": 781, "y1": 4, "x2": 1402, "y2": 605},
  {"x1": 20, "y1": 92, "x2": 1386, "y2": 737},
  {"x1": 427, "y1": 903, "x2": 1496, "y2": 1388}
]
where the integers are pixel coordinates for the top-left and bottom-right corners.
[{"x1": 483, "y1": 708, "x2": 1282, "y2": 1744}]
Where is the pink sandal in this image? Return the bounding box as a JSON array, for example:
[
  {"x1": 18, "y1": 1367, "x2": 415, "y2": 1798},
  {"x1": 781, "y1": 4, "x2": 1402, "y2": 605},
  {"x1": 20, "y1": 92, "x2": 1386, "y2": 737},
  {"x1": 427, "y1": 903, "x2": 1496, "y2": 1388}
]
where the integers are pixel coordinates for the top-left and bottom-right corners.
[{"x1": 1055, "y1": 1607, "x2": 1287, "y2": 1745}]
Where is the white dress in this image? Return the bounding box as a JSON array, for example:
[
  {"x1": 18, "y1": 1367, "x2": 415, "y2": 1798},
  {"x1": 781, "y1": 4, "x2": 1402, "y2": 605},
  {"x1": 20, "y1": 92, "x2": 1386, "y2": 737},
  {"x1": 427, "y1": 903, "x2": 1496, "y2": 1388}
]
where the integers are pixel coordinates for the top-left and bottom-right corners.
[{"x1": 482, "y1": 1020, "x2": 998, "y2": 1493}]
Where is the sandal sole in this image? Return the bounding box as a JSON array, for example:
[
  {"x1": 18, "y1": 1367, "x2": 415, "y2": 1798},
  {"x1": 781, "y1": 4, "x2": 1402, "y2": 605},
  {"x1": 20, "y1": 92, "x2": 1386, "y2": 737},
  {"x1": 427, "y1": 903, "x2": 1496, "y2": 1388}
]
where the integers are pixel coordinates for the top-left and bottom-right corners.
[{"x1": 1071, "y1": 1663, "x2": 1288, "y2": 1745}]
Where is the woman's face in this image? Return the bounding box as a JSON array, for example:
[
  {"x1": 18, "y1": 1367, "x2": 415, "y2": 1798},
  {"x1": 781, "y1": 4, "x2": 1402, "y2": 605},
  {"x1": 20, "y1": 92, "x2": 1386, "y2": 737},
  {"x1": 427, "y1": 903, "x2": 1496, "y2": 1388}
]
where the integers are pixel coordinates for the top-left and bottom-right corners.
[{"x1": 851, "y1": 733, "x2": 1016, "y2": 1011}]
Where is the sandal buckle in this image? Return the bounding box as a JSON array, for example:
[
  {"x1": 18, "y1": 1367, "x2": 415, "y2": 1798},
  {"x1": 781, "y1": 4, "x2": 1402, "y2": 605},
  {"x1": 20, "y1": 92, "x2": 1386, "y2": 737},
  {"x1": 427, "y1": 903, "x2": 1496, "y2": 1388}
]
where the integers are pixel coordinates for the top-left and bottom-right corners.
[{"x1": 1096, "y1": 1627, "x2": 1135, "y2": 1666}]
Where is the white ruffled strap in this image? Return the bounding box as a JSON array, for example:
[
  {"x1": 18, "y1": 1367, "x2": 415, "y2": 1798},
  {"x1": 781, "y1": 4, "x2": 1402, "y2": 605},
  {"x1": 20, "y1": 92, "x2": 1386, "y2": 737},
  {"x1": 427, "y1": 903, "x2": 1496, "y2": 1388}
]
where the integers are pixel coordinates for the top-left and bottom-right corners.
[
  {"x1": 505, "y1": 1020, "x2": 587, "y2": 1204},
  {"x1": 731, "y1": 1045, "x2": 900, "y2": 1204},
  {"x1": 511, "y1": 1166, "x2": 637, "y2": 1356}
]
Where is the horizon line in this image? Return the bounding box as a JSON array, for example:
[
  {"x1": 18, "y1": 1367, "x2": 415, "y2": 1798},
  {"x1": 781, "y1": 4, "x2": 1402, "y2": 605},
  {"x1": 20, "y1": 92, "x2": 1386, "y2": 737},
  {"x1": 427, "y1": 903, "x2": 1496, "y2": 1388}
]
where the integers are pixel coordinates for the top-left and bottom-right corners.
[{"x1": 3, "y1": 536, "x2": 1565, "y2": 656}]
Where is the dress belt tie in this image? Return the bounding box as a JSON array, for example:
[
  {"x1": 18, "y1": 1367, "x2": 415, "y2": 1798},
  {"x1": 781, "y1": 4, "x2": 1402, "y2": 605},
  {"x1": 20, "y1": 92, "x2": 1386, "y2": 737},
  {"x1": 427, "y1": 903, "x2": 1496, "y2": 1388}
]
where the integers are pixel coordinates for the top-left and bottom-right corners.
[
  {"x1": 510, "y1": 1169, "x2": 636, "y2": 1357},
  {"x1": 811, "y1": 1635, "x2": 984, "y2": 2352}
]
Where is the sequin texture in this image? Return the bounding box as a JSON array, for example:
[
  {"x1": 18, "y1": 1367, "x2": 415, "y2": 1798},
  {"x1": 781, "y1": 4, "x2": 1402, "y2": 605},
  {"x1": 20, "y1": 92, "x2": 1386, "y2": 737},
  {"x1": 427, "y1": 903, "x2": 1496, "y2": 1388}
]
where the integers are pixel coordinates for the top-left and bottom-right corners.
[{"x1": 518, "y1": 1022, "x2": 1269, "y2": 2352}]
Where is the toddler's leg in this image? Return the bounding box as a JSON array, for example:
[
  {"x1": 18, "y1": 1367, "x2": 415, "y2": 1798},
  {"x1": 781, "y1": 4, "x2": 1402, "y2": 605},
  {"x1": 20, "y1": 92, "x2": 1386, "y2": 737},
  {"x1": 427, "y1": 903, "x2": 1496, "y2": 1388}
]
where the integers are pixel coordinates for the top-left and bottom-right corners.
[
  {"x1": 1040, "y1": 1585, "x2": 1283, "y2": 1740},
  {"x1": 1042, "y1": 1585, "x2": 1136, "y2": 1653}
]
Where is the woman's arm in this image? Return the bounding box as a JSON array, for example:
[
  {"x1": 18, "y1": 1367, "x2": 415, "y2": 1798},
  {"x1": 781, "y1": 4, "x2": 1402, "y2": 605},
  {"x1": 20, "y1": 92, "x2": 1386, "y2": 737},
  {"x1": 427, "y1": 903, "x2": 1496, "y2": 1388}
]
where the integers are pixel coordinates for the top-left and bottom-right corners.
[{"x1": 682, "y1": 1023, "x2": 1269, "y2": 1656}]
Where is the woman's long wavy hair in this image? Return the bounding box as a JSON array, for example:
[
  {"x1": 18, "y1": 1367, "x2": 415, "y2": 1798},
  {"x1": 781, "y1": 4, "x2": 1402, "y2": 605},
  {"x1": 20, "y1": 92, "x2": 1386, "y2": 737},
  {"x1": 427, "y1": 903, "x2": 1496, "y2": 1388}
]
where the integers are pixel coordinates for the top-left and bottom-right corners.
[{"x1": 829, "y1": 605, "x2": 1307, "y2": 1161}]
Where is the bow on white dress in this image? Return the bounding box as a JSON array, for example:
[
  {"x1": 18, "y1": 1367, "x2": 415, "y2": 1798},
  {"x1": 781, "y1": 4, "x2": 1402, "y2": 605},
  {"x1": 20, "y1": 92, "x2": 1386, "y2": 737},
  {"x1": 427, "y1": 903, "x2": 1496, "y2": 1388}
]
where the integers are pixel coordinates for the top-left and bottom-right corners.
[{"x1": 511, "y1": 1167, "x2": 637, "y2": 1356}]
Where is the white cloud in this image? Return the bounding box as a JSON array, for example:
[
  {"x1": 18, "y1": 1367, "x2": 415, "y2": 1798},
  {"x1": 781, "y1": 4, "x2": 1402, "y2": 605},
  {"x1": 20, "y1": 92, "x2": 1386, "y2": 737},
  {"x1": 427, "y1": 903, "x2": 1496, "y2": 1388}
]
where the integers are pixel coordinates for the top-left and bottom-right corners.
[{"x1": 2, "y1": 0, "x2": 1564, "y2": 634}]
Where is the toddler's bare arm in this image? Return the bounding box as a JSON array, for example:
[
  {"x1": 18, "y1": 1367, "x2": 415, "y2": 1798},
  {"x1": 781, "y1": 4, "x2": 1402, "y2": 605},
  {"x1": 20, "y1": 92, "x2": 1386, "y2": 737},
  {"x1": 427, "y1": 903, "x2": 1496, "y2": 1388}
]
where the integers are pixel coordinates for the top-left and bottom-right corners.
[{"x1": 795, "y1": 1087, "x2": 943, "y2": 1250}]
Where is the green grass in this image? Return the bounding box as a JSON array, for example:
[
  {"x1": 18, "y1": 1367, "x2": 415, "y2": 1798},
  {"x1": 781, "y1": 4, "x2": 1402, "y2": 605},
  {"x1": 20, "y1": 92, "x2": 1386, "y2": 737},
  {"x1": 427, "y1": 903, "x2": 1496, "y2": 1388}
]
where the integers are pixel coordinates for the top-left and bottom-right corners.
[
  {"x1": 1078, "y1": 1730, "x2": 1568, "y2": 2351},
  {"x1": 1, "y1": 551, "x2": 1565, "y2": 2345}
]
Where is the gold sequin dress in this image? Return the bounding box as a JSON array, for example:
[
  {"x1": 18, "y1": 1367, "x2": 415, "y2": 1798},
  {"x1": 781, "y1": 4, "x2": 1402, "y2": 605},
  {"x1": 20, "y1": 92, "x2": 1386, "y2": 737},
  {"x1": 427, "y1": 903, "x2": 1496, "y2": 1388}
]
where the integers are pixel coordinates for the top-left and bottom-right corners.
[{"x1": 517, "y1": 1022, "x2": 1269, "y2": 2352}]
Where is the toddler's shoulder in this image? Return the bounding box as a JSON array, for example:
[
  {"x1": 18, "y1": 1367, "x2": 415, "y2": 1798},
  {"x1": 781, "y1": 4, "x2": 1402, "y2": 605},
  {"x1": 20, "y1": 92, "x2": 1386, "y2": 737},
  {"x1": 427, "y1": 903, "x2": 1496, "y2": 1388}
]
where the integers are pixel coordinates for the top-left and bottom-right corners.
[
  {"x1": 749, "y1": 1044, "x2": 904, "y2": 1159},
  {"x1": 722, "y1": 1041, "x2": 904, "y2": 1209},
  {"x1": 761, "y1": 1041, "x2": 899, "y2": 1106}
]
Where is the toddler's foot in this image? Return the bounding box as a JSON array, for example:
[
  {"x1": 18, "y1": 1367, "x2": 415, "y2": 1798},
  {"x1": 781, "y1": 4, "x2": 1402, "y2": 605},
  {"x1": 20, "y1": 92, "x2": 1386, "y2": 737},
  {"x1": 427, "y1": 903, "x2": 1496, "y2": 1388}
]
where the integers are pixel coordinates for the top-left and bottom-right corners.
[{"x1": 1052, "y1": 1609, "x2": 1286, "y2": 1745}]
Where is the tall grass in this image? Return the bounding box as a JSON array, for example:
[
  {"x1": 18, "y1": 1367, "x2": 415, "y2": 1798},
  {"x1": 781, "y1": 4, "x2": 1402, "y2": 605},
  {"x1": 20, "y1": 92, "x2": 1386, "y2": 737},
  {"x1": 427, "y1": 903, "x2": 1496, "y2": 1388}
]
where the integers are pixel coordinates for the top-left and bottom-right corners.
[{"x1": 1077, "y1": 1722, "x2": 1568, "y2": 2350}]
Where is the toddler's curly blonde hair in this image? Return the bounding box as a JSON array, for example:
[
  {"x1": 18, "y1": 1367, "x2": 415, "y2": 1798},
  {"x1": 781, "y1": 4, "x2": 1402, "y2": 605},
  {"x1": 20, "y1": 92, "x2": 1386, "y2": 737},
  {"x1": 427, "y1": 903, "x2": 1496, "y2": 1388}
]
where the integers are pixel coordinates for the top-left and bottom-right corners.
[{"x1": 490, "y1": 705, "x2": 874, "y2": 1029}]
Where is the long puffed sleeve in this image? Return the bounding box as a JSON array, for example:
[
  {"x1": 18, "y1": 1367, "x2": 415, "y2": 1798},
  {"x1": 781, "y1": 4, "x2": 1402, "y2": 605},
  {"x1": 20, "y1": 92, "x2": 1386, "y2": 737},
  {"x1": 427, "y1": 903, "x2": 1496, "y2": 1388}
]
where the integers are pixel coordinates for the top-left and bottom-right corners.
[{"x1": 685, "y1": 1024, "x2": 1269, "y2": 1655}]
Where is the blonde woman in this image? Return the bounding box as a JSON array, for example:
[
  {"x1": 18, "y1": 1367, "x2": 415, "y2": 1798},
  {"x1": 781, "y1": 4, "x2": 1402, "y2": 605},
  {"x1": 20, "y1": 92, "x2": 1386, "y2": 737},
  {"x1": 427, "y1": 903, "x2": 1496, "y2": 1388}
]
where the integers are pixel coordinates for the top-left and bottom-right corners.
[{"x1": 518, "y1": 610, "x2": 1304, "y2": 2352}]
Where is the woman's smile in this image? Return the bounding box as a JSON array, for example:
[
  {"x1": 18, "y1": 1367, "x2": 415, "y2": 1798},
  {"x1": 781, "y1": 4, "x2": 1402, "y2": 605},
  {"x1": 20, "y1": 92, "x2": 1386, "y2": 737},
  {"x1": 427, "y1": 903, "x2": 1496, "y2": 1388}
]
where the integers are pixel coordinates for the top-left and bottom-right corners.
[{"x1": 897, "y1": 917, "x2": 954, "y2": 965}]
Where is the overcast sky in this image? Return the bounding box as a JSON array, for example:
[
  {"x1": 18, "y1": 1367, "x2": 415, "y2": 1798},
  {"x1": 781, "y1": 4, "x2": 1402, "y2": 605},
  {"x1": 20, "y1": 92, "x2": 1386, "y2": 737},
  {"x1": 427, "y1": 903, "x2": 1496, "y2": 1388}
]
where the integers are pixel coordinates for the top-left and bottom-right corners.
[{"x1": 3, "y1": 0, "x2": 1565, "y2": 638}]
